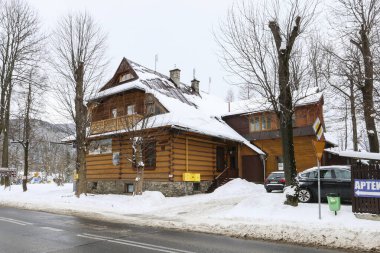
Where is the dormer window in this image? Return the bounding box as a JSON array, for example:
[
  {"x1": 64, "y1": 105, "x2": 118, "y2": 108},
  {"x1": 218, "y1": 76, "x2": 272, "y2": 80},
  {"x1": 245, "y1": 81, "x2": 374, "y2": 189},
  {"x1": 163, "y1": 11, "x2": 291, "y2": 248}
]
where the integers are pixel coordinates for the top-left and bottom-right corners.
[{"x1": 119, "y1": 73, "x2": 134, "y2": 83}]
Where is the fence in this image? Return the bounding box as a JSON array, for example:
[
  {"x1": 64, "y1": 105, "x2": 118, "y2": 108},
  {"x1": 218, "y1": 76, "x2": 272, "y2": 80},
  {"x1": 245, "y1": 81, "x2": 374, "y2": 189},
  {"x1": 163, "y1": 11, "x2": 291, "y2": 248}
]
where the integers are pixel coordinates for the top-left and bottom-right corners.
[{"x1": 351, "y1": 162, "x2": 380, "y2": 214}]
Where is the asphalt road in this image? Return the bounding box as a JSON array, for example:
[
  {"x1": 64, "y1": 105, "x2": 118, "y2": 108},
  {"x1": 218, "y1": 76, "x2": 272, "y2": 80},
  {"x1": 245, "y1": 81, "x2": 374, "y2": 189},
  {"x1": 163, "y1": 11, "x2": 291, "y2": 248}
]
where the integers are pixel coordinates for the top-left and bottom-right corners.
[{"x1": 0, "y1": 206, "x2": 349, "y2": 253}]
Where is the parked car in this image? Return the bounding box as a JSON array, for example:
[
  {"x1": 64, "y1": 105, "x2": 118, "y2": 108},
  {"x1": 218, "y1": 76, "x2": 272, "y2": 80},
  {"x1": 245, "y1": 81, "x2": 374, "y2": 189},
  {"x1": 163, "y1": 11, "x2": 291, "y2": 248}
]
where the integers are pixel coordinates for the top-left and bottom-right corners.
[
  {"x1": 297, "y1": 166, "x2": 351, "y2": 203},
  {"x1": 264, "y1": 171, "x2": 285, "y2": 192}
]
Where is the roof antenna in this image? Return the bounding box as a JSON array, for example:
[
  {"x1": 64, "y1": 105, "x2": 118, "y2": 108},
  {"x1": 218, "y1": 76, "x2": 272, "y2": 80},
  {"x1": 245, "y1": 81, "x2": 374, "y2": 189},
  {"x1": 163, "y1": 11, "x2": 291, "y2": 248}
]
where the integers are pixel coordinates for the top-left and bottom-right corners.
[
  {"x1": 193, "y1": 68, "x2": 196, "y2": 79},
  {"x1": 154, "y1": 54, "x2": 158, "y2": 72}
]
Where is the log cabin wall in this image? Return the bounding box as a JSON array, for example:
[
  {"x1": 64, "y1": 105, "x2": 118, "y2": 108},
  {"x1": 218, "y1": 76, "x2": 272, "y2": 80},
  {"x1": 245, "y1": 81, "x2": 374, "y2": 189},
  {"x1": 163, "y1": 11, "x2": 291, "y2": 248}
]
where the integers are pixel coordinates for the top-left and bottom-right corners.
[
  {"x1": 85, "y1": 127, "x2": 247, "y2": 195},
  {"x1": 223, "y1": 102, "x2": 323, "y2": 136},
  {"x1": 171, "y1": 133, "x2": 217, "y2": 182},
  {"x1": 223, "y1": 101, "x2": 324, "y2": 181},
  {"x1": 86, "y1": 128, "x2": 172, "y2": 182},
  {"x1": 90, "y1": 90, "x2": 146, "y2": 122},
  {"x1": 171, "y1": 131, "x2": 239, "y2": 182},
  {"x1": 253, "y1": 135, "x2": 317, "y2": 178}
]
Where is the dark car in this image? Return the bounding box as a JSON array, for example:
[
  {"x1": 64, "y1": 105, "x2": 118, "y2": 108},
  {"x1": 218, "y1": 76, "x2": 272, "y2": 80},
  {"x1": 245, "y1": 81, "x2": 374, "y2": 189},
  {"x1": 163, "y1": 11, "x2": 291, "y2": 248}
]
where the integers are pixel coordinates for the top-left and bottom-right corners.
[
  {"x1": 264, "y1": 171, "x2": 285, "y2": 192},
  {"x1": 297, "y1": 166, "x2": 351, "y2": 203}
]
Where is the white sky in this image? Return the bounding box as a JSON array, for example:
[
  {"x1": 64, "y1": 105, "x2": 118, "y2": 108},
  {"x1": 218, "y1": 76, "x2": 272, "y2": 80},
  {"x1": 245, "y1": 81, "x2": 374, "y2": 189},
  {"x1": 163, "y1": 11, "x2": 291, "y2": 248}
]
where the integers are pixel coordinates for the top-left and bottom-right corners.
[{"x1": 28, "y1": 0, "x2": 238, "y2": 123}]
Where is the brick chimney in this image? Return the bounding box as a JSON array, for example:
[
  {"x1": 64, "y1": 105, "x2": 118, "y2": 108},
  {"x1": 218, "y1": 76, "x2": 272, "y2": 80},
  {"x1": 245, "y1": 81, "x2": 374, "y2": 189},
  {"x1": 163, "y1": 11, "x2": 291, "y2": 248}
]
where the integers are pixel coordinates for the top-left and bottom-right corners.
[
  {"x1": 169, "y1": 68, "x2": 181, "y2": 87},
  {"x1": 191, "y1": 79, "x2": 200, "y2": 94}
]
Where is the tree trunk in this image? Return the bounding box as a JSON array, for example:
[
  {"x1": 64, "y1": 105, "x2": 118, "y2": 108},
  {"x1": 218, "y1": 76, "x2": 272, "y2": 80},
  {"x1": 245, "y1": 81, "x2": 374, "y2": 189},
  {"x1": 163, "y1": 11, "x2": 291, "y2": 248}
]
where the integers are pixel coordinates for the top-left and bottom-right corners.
[
  {"x1": 269, "y1": 17, "x2": 301, "y2": 206},
  {"x1": 22, "y1": 142, "x2": 28, "y2": 192},
  {"x1": 361, "y1": 84, "x2": 379, "y2": 152},
  {"x1": 353, "y1": 26, "x2": 379, "y2": 153},
  {"x1": 134, "y1": 141, "x2": 144, "y2": 195},
  {"x1": 22, "y1": 79, "x2": 32, "y2": 192},
  {"x1": 75, "y1": 62, "x2": 87, "y2": 197},
  {"x1": 1, "y1": 89, "x2": 11, "y2": 168},
  {"x1": 344, "y1": 100, "x2": 348, "y2": 150},
  {"x1": 349, "y1": 83, "x2": 358, "y2": 151},
  {"x1": 278, "y1": 58, "x2": 298, "y2": 206}
]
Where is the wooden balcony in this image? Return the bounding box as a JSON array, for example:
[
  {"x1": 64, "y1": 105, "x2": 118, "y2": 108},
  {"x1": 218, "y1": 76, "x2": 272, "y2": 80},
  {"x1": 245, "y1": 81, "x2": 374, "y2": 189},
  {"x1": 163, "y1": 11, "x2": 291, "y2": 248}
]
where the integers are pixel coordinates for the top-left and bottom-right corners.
[{"x1": 90, "y1": 115, "x2": 144, "y2": 135}]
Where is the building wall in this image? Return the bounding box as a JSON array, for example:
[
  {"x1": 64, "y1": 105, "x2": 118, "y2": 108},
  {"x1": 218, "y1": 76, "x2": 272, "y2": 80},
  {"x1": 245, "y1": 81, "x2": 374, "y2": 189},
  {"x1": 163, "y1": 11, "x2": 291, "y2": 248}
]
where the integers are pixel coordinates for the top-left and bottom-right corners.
[
  {"x1": 90, "y1": 90, "x2": 146, "y2": 122},
  {"x1": 86, "y1": 129, "x2": 172, "y2": 182},
  {"x1": 171, "y1": 133, "x2": 219, "y2": 182},
  {"x1": 223, "y1": 102, "x2": 324, "y2": 137},
  {"x1": 85, "y1": 129, "x2": 246, "y2": 195},
  {"x1": 253, "y1": 135, "x2": 317, "y2": 177}
]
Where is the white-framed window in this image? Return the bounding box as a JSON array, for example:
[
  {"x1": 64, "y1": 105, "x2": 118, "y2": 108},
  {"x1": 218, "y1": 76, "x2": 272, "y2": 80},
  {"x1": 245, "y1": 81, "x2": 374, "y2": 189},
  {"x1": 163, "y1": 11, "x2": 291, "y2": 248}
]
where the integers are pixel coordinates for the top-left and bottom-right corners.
[
  {"x1": 277, "y1": 156, "x2": 284, "y2": 170},
  {"x1": 125, "y1": 183, "x2": 134, "y2": 193},
  {"x1": 127, "y1": 104, "x2": 136, "y2": 115},
  {"x1": 111, "y1": 108, "x2": 117, "y2": 118},
  {"x1": 250, "y1": 115, "x2": 271, "y2": 132},
  {"x1": 89, "y1": 139, "x2": 112, "y2": 155},
  {"x1": 250, "y1": 116, "x2": 260, "y2": 132},
  {"x1": 119, "y1": 73, "x2": 134, "y2": 82},
  {"x1": 262, "y1": 115, "x2": 271, "y2": 130}
]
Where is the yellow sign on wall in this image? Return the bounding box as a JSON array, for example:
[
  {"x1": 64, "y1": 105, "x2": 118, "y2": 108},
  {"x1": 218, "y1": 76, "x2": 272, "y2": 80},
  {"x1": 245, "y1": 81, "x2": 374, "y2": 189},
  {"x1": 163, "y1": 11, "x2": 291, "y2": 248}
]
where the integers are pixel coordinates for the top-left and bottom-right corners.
[{"x1": 183, "y1": 173, "x2": 201, "y2": 182}]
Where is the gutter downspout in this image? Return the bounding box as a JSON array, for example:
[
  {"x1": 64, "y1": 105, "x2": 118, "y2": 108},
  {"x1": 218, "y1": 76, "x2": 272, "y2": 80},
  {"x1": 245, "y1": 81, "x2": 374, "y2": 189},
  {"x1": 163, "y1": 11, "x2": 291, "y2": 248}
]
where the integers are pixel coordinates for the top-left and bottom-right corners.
[
  {"x1": 260, "y1": 154, "x2": 267, "y2": 182},
  {"x1": 186, "y1": 137, "x2": 189, "y2": 172}
]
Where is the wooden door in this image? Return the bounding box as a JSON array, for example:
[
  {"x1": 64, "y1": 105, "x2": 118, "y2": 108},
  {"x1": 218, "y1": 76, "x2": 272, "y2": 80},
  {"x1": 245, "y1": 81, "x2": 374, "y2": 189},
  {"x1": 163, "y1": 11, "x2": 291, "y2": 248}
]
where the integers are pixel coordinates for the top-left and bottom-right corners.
[{"x1": 242, "y1": 155, "x2": 264, "y2": 183}]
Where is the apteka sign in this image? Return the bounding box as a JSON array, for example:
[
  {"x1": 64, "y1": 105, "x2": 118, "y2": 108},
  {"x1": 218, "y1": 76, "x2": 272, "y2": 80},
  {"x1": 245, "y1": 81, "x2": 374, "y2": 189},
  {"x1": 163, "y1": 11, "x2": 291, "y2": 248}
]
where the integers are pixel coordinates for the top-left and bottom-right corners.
[{"x1": 354, "y1": 179, "x2": 380, "y2": 198}]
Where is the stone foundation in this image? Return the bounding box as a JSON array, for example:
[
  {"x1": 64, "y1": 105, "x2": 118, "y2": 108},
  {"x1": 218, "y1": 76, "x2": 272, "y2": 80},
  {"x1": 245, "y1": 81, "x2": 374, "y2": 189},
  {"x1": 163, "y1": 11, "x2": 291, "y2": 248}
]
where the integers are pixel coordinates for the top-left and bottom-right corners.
[{"x1": 87, "y1": 180, "x2": 213, "y2": 197}]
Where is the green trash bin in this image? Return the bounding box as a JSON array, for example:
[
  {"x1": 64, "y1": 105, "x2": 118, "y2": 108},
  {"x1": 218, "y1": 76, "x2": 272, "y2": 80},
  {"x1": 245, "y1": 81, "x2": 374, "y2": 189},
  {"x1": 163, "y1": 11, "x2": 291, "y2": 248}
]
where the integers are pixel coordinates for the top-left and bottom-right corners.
[{"x1": 327, "y1": 193, "x2": 341, "y2": 215}]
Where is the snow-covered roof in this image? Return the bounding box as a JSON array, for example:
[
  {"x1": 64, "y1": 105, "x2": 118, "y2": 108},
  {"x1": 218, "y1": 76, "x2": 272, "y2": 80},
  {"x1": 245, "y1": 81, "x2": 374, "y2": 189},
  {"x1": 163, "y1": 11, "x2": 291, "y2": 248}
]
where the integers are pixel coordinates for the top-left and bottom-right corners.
[
  {"x1": 88, "y1": 58, "x2": 264, "y2": 155},
  {"x1": 223, "y1": 89, "x2": 323, "y2": 117},
  {"x1": 324, "y1": 132, "x2": 338, "y2": 147},
  {"x1": 325, "y1": 148, "x2": 380, "y2": 161}
]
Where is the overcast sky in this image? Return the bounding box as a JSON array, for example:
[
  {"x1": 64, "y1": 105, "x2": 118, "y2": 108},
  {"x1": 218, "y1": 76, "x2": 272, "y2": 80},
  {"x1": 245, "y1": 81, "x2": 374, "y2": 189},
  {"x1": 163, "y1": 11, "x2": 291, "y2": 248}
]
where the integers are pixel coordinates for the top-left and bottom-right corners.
[
  {"x1": 28, "y1": 0, "x2": 331, "y2": 124},
  {"x1": 29, "y1": 0, "x2": 238, "y2": 123}
]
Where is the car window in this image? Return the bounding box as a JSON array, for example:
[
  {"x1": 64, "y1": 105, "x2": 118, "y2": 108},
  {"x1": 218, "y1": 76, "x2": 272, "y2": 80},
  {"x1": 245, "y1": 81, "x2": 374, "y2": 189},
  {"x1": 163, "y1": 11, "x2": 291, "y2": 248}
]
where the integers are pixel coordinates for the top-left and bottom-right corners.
[
  {"x1": 308, "y1": 171, "x2": 318, "y2": 179},
  {"x1": 307, "y1": 169, "x2": 334, "y2": 179},
  {"x1": 334, "y1": 169, "x2": 351, "y2": 180},
  {"x1": 321, "y1": 170, "x2": 333, "y2": 179},
  {"x1": 268, "y1": 173, "x2": 284, "y2": 179},
  {"x1": 300, "y1": 172, "x2": 310, "y2": 178}
]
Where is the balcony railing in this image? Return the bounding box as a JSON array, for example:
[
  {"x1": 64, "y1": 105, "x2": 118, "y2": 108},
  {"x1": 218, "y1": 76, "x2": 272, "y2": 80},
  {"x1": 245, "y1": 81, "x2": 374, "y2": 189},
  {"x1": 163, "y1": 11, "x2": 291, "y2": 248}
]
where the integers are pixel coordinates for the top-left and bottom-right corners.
[{"x1": 90, "y1": 115, "x2": 144, "y2": 135}]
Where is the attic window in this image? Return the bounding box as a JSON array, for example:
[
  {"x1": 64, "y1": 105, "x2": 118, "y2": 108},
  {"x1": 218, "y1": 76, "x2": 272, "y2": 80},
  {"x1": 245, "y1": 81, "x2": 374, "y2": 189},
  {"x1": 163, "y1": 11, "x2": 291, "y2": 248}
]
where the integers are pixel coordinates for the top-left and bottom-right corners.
[{"x1": 119, "y1": 73, "x2": 134, "y2": 83}]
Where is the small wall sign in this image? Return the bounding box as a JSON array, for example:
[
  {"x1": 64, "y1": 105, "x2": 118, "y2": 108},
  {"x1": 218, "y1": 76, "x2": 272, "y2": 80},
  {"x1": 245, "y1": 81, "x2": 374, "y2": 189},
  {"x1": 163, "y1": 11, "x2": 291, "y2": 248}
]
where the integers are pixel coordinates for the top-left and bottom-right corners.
[{"x1": 112, "y1": 152, "x2": 120, "y2": 166}]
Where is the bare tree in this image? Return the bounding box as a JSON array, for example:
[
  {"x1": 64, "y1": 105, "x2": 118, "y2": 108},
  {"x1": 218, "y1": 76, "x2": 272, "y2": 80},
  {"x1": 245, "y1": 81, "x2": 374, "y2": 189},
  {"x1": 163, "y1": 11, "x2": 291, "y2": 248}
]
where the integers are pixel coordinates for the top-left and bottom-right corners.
[
  {"x1": 324, "y1": 44, "x2": 361, "y2": 151},
  {"x1": 50, "y1": 12, "x2": 108, "y2": 197},
  {"x1": 333, "y1": 0, "x2": 380, "y2": 152},
  {"x1": 225, "y1": 88, "x2": 235, "y2": 103},
  {"x1": 0, "y1": 0, "x2": 43, "y2": 168},
  {"x1": 238, "y1": 84, "x2": 252, "y2": 100},
  {"x1": 12, "y1": 66, "x2": 46, "y2": 191},
  {"x1": 216, "y1": 0, "x2": 319, "y2": 205}
]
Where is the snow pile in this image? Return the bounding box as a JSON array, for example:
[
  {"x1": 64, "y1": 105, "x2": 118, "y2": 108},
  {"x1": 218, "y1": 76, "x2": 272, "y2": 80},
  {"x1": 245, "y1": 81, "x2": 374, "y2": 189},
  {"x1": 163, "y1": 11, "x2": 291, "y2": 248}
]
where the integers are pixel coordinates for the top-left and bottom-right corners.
[
  {"x1": 0, "y1": 184, "x2": 167, "y2": 214},
  {"x1": 1, "y1": 180, "x2": 379, "y2": 252},
  {"x1": 211, "y1": 178, "x2": 262, "y2": 197}
]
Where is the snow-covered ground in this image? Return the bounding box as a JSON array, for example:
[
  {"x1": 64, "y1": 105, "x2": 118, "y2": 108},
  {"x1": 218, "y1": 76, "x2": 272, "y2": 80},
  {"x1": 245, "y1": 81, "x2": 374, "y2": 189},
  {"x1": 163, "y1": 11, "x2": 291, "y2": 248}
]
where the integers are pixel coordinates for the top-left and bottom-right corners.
[{"x1": 0, "y1": 179, "x2": 379, "y2": 252}]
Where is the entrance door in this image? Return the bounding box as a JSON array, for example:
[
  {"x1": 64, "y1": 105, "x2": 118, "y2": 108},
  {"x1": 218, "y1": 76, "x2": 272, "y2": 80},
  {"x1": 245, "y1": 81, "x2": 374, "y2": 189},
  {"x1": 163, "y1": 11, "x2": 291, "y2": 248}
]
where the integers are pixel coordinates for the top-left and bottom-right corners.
[{"x1": 242, "y1": 155, "x2": 264, "y2": 183}]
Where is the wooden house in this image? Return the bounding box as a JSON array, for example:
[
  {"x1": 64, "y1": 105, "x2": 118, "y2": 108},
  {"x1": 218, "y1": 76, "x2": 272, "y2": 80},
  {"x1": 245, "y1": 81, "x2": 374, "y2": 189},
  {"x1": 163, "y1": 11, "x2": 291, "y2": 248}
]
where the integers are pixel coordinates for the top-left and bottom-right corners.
[
  {"x1": 222, "y1": 95, "x2": 338, "y2": 183},
  {"x1": 85, "y1": 58, "x2": 264, "y2": 196}
]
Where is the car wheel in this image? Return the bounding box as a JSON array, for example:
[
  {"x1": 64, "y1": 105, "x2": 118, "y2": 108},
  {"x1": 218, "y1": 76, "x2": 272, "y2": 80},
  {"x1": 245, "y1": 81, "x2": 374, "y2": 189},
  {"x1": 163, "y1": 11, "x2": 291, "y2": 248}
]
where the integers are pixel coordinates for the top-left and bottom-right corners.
[
  {"x1": 298, "y1": 188, "x2": 312, "y2": 203},
  {"x1": 266, "y1": 189, "x2": 272, "y2": 193}
]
